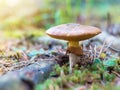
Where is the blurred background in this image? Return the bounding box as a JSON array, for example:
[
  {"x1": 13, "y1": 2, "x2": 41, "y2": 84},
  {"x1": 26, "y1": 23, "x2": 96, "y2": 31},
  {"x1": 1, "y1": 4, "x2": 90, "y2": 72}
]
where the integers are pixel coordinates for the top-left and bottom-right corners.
[
  {"x1": 0, "y1": 0, "x2": 120, "y2": 39},
  {"x1": 0, "y1": 0, "x2": 120, "y2": 88}
]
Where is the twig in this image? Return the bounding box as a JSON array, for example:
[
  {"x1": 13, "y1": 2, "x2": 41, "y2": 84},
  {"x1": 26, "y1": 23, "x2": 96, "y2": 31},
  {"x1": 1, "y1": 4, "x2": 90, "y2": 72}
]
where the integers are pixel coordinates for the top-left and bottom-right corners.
[
  {"x1": 98, "y1": 40, "x2": 106, "y2": 58},
  {"x1": 112, "y1": 71, "x2": 120, "y2": 78},
  {"x1": 93, "y1": 45, "x2": 97, "y2": 60},
  {"x1": 89, "y1": 45, "x2": 94, "y2": 60},
  {"x1": 100, "y1": 73, "x2": 106, "y2": 86},
  {"x1": 104, "y1": 41, "x2": 113, "y2": 52},
  {"x1": 21, "y1": 51, "x2": 29, "y2": 61}
]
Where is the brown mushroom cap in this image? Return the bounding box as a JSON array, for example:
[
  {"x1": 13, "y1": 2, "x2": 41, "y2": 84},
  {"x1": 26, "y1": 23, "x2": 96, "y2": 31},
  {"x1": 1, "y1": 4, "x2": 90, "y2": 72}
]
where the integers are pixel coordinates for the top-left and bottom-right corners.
[{"x1": 46, "y1": 23, "x2": 101, "y2": 41}]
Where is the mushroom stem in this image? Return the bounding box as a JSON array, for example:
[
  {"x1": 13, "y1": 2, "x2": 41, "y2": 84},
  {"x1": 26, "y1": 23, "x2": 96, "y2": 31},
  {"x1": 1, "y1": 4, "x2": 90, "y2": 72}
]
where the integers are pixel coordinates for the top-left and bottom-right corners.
[
  {"x1": 68, "y1": 41, "x2": 81, "y2": 73},
  {"x1": 69, "y1": 53, "x2": 76, "y2": 73},
  {"x1": 69, "y1": 53, "x2": 80, "y2": 73},
  {"x1": 68, "y1": 41, "x2": 79, "y2": 47}
]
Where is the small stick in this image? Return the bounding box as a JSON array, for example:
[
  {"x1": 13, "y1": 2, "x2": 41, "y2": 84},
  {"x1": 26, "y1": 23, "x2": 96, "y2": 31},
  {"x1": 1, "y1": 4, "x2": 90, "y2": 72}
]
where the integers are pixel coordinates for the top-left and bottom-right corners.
[
  {"x1": 104, "y1": 41, "x2": 113, "y2": 52},
  {"x1": 112, "y1": 71, "x2": 120, "y2": 78},
  {"x1": 93, "y1": 45, "x2": 97, "y2": 60},
  {"x1": 89, "y1": 45, "x2": 94, "y2": 60},
  {"x1": 100, "y1": 73, "x2": 106, "y2": 86},
  {"x1": 98, "y1": 40, "x2": 106, "y2": 58}
]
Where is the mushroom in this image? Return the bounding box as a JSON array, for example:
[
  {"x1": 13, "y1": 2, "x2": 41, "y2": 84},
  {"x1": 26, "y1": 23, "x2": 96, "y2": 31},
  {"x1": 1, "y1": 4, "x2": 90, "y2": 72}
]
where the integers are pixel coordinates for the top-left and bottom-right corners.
[{"x1": 46, "y1": 23, "x2": 101, "y2": 73}]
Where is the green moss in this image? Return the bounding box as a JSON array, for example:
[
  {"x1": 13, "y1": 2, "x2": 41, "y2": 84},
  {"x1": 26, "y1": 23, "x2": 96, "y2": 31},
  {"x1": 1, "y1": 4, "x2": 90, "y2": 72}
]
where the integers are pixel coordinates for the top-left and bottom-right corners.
[
  {"x1": 3, "y1": 29, "x2": 45, "y2": 39},
  {"x1": 36, "y1": 56, "x2": 120, "y2": 90}
]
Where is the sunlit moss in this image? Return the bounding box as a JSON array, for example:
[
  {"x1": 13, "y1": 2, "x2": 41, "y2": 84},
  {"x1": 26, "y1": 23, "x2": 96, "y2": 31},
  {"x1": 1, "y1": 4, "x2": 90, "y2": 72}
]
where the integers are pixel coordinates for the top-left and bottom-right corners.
[{"x1": 3, "y1": 29, "x2": 45, "y2": 39}]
